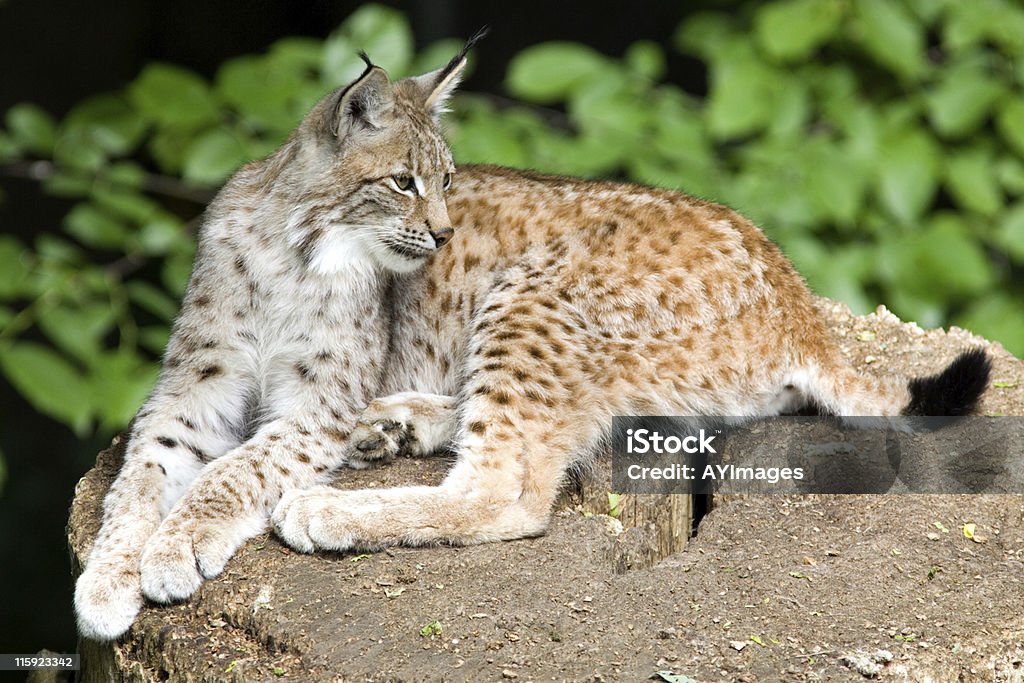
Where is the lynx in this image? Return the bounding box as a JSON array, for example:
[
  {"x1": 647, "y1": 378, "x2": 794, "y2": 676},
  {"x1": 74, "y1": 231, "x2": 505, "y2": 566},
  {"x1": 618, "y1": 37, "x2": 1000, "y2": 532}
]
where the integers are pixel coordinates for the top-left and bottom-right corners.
[{"x1": 74, "y1": 37, "x2": 990, "y2": 641}]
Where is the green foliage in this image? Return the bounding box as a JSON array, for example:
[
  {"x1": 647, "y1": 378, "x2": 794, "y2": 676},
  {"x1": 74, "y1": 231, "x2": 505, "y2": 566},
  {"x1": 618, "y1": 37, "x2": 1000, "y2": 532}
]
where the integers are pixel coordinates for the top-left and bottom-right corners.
[
  {"x1": 0, "y1": 4, "x2": 420, "y2": 440},
  {"x1": 1, "y1": 1, "x2": 1023, "y2": 453},
  {"x1": 484, "y1": 0, "x2": 1024, "y2": 345}
]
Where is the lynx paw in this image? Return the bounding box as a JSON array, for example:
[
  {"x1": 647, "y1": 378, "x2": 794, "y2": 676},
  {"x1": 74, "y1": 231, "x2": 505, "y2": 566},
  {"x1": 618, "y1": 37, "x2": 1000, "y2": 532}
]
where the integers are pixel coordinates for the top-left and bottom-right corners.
[
  {"x1": 75, "y1": 562, "x2": 144, "y2": 641},
  {"x1": 344, "y1": 393, "x2": 456, "y2": 469},
  {"x1": 345, "y1": 418, "x2": 411, "y2": 468},
  {"x1": 272, "y1": 486, "x2": 356, "y2": 553},
  {"x1": 140, "y1": 515, "x2": 264, "y2": 603}
]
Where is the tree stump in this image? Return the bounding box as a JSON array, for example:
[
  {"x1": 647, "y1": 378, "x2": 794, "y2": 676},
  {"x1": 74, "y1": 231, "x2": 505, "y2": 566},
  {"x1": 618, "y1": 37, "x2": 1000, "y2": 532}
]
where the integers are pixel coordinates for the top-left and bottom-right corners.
[{"x1": 68, "y1": 299, "x2": 1024, "y2": 682}]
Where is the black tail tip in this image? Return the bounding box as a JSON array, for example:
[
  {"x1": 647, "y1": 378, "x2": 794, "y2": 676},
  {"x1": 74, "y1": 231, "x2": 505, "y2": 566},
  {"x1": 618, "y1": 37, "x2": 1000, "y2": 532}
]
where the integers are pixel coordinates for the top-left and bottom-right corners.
[{"x1": 904, "y1": 348, "x2": 992, "y2": 416}]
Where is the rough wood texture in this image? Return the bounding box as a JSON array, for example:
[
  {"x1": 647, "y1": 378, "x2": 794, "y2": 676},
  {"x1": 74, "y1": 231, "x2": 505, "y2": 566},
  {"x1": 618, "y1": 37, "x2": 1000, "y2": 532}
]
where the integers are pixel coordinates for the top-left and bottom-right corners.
[{"x1": 68, "y1": 300, "x2": 1024, "y2": 682}]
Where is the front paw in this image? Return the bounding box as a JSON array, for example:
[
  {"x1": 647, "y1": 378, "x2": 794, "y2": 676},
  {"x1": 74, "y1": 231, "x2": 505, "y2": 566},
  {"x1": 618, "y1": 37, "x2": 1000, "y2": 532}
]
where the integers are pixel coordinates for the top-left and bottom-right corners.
[
  {"x1": 75, "y1": 562, "x2": 144, "y2": 641},
  {"x1": 140, "y1": 515, "x2": 264, "y2": 603},
  {"x1": 272, "y1": 486, "x2": 356, "y2": 553},
  {"x1": 139, "y1": 527, "x2": 204, "y2": 603}
]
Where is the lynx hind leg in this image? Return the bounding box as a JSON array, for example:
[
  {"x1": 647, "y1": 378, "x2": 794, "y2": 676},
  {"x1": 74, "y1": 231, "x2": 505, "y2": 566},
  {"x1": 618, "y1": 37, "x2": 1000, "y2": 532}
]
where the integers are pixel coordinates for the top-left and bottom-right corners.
[
  {"x1": 345, "y1": 392, "x2": 457, "y2": 469},
  {"x1": 275, "y1": 280, "x2": 604, "y2": 551}
]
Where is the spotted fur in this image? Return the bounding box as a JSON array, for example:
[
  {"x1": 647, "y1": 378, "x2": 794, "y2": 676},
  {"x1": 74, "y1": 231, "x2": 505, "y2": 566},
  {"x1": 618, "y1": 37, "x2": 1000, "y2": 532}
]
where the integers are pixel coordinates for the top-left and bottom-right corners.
[{"x1": 76, "y1": 44, "x2": 988, "y2": 641}]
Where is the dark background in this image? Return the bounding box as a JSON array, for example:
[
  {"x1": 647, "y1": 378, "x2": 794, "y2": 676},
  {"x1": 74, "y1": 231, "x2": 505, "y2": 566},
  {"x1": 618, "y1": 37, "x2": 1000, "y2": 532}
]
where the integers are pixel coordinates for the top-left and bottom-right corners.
[{"x1": 0, "y1": 0, "x2": 710, "y2": 660}]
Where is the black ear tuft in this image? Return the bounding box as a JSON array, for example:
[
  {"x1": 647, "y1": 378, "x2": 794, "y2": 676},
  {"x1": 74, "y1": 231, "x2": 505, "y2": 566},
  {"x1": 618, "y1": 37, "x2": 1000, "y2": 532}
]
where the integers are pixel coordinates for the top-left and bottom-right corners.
[
  {"x1": 904, "y1": 348, "x2": 992, "y2": 416},
  {"x1": 434, "y1": 26, "x2": 489, "y2": 89},
  {"x1": 419, "y1": 26, "x2": 489, "y2": 114}
]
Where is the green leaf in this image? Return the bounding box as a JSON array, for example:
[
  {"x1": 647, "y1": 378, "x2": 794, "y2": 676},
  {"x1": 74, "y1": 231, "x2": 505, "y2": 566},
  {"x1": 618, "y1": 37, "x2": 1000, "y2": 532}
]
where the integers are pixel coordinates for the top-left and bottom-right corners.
[
  {"x1": 216, "y1": 55, "x2": 306, "y2": 135},
  {"x1": 550, "y1": 132, "x2": 624, "y2": 176},
  {"x1": 904, "y1": 0, "x2": 950, "y2": 24},
  {"x1": 36, "y1": 302, "x2": 115, "y2": 363},
  {"x1": 92, "y1": 186, "x2": 160, "y2": 224},
  {"x1": 63, "y1": 94, "x2": 146, "y2": 155},
  {"x1": 42, "y1": 168, "x2": 93, "y2": 198},
  {"x1": 130, "y1": 63, "x2": 220, "y2": 128},
  {"x1": 5, "y1": 103, "x2": 57, "y2": 154},
  {"x1": 631, "y1": 155, "x2": 719, "y2": 199},
  {"x1": 852, "y1": 0, "x2": 928, "y2": 80},
  {"x1": 35, "y1": 235, "x2": 83, "y2": 265},
  {"x1": 268, "y1": 37, "x2": 323, "y2": 72},
  {"x1": 957, "y1": 295, "x2": 1024, "y2": 357},
  {"x1": 409, "y1": 39, "x2": 466, "y2": 76},
  {"x1": 625, "y1": 40, "x2": 666, "y2": 80},
  {"x1": 138, "y1": 215, "x2": 187, "y2": 256},
  {"x1": 140, "y1": 325, "x2": 171, "y2": 355},
  {"x1": 87, "y1": 351, "x2": 159, "y2": 432},
  {"x1": 985, "y1": 0, "x2": 1024, "y2": 55},
  {"x1": 0, "y1": 342, "x2": 92, "y2": 434},
  {"x1": 607, "y1": 492, "x2": 623, "y2": 518},
  {"x1": 729, "y1": 139, "x2": 822, "y2": 229},
  {"x1": 945, "y1": 147, "x2": 1003, "y2": 217},
  {"x1": 803, "y1": 143, "x2": 870, "y2": 225},
  {"x1": 673, "y1": 13, "x2": 736, "y2": 58},
  {"x1": 0, "y1": 132, "x2": 20, "y2": 161},
  {"x1": 997, "y1": 156, "x2": 1024, "y2": 195},
  {"x1": 0, "y1": 236, "x2": 31, "y2": 299},
  {"x1": 651, "y1": 671, "x2": 698, "y2": 683},
  {"x1": 996, "y1": 97, "x2": 1024, "y2": 159},
  {"x1": 887, "y1": 289, "x2": 945, "y2": 329},
  {"x1": 995, "y1": 202, "x2": 1024, "y2": 262},
  {"x1": 569, "y1": 72, "x2": 645, "y2": 145},
  {"x1": 418, "y1": 620, "x2": 442, "y2": 637},
  {"x1": 942, "y1": 2, "x2": 989, "y2": 52},
  {"x1": 811, "y1": 63, "x2": 859, "y2": 122},
  {"x1": 182, "y1": 129, "x2": 249, "y2": 186},
  {"x1": 127, "y1": 281, "x2": 180, "y2": 320},
  {"x1": 105, "y1": 161, "x2": 146, "y2": 189},
  {"x1": 651, "y1": 91, "x2": 710, "y2": 160},
  {"x1": 64, "y1": 203, "x2": 128, "y2": 249},
  {"x1": 506, "y1": 42, "x2": 609, "y2": 104},
  {"x1": 886, "y1": 215, "x2": 994, "y2": 298},
  {"x1": 449, "y1": 101, "x2": 529, "y2": 167},
  {"x1": 943, "y1": 0, "x2": 1024, "y2": 56},
  {"x1": 705, "y1": 46, "x2": 781, "y2": 139},
  {"x1": 783, "y1": 238, "x2": 873, "y2": 313},
  {"x1": 52, "y1": 126, "x2": 107, "y2": 171},
  {"x1": 162, "y1": 249, "x2": 195, "y2": 296},
  {"x1": 926, "y1": 63, "x2": 1004, "y2": 138},
  {"x1": 766, "y1": 78, "x2": 811, "y2": 139},
  {"x1": 755, "y1": 0, "x2": 844, "y2": 62},
  {"x1": 148, "y1": 125, "x2": 197, "y2": 174},
  {"x1": 875, "y1": 128, "x2": 940, "y2": 224},
  {"x1": 322, "y1": 4, "x2": 413, "y2": 84}
]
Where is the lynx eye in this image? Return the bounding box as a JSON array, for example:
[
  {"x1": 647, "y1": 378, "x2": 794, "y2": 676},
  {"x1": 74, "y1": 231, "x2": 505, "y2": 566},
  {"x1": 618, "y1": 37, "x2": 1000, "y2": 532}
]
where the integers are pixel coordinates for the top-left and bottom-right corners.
[
  {"x1": 390, "y1": 175, "x2": 416, "y2": 194},
  {"x1": 443, "y1": 173, "x2": 453, "y2": 191}
]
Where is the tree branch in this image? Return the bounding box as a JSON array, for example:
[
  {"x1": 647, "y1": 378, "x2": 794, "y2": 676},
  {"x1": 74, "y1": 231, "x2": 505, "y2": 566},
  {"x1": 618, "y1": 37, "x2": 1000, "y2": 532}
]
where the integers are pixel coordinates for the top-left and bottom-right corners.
[{"x1": 0, "y1": 160, "x2": 215, "y2": 205}]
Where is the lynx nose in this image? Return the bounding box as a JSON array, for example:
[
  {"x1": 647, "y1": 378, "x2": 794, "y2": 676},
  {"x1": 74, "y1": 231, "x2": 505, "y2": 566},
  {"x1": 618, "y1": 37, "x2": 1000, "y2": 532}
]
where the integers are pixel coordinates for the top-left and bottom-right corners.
[{"x1": 430, "y1": 227, "x2": 454, "y2": 248}]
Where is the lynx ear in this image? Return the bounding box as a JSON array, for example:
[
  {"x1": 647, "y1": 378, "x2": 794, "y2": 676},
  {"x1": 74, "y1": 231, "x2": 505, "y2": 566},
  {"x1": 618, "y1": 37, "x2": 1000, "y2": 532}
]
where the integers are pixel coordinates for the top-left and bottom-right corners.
[
  {"x1": 325, "y1": 57, "x2": 394, "y2": 139},
  {"x1": 415, "y1": 26, "x2": 489, "y2": 117}
]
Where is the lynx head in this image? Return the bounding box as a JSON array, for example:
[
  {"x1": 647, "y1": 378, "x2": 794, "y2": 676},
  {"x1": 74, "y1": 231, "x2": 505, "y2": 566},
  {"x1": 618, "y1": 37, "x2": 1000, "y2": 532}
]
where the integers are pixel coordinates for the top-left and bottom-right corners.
[{"x1": 285, "y1": 31, "x2": 485, "y2": 275}]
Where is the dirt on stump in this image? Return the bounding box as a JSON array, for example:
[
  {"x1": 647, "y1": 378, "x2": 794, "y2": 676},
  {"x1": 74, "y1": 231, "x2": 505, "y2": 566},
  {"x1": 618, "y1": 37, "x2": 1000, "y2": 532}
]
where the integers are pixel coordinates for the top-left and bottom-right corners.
[{"x1": 68, "y1": 300, "x2": 1024, "y2": 683}]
